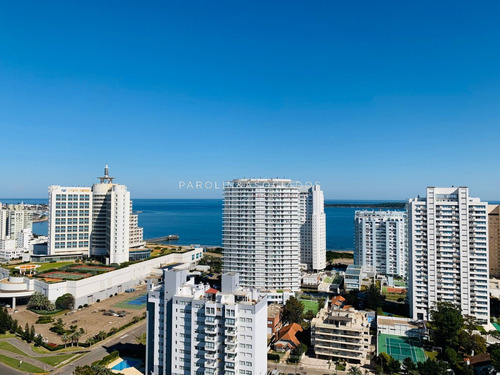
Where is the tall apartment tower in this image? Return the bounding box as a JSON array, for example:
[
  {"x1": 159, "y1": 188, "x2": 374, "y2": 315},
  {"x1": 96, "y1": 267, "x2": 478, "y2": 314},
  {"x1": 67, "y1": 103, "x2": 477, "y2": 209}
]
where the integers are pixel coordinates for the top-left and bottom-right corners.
[
  {"x1": 408, "y1": 187, "x2": 489, "y2": 323},
  {"x1": 48, "y1": 187, "x2": 92, "y2": 257},
  {"x1": 146, "y1": 270, "x2": 267, "y2": 375},
  {"x1": 0, "y1": 204, "x2": 33, "y2": 241},
  {"x1": 354, "y1": 210, "x2": 407, "y2": 278},
  {"x1": 299, "y1": 185, "x2": 326, "y2": 271},
  {"x1": 488, "y1": 205, "x2": 500, "y2": 278},
  {"x1": 48, "y1": 165, "x2": 143, "y2": 263},
  {"x1": 223, "y1": 179, "x2": 301, "y2": 291}
]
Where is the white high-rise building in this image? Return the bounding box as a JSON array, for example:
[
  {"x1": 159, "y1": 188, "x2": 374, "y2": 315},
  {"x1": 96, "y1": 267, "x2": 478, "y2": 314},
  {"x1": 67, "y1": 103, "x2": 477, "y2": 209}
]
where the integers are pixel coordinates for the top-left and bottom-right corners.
[
  {"x1": 223, "y1": 179, "x2": 301, "y2": 291},
  {"x1": 354, "y1": 210, "x2": 407, "y2": 278},
  {"x1": 47, "y1": 165, "x2": 144, "y2": 263},
  {"x1": 0, "y1": 203, "x2": 33, "y2": 241},
  {"x1": 408, "y1": 187, "x2": 490, "y2": 323},
  {"x1": 106, "y1": 184, "x2": 130, "y2": 264},
  {"x1": 299, "y1": 185, "x2": 326, "y2": 271},
  {"x1": 48, "y1": 186, "x2": 92, "y2": 257},
  {"x1": 146, "y1": 270, "x2": 267, "y2": 375}
]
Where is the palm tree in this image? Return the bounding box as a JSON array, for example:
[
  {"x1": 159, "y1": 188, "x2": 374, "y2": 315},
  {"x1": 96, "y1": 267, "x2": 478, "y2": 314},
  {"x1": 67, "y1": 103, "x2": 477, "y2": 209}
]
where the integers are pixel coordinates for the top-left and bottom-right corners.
[
  {"x1": 71, "y1": 331, "x2": 82, "y2": 346},
  {"x1": 62, "y1": 333, "x2": 70, "y2": 348}
]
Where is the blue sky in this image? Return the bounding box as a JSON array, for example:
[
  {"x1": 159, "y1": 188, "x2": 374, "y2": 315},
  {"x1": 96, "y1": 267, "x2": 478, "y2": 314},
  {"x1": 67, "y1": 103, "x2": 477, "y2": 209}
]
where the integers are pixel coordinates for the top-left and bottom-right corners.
[{"x1": 1, "y1": 1, "x2": 499, "y2": 199}]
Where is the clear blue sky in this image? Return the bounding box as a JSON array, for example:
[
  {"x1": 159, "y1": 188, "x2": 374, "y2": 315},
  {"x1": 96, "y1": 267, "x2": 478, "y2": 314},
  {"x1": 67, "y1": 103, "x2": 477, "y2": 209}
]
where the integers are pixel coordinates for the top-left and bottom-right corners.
[{"x1": 1, "y1": 1, "x2": 499, "y2": 200}]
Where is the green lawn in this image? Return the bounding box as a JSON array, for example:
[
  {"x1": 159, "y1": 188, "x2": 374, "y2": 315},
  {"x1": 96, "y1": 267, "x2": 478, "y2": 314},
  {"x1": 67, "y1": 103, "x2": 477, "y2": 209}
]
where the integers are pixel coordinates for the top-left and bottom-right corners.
[
  {"x1": 323, "y1": 276, "x2": 333, "y2": 284},
  {"x1": 0, "y1": 339, "x2": 78, "y2": 368},
  {"x1": 37, "y1": 353, "x2": 77, "y2": 366},
  {"x1": 0, "y1": 353, "x2": 45, "y2": 373},
  {"x1": 300, "y1": 299, "x2": 319, "y2": 314},
  {"x1": 7, "y1": 261, "x2": 75, "y2": 273},
  {"x1": 0, "y1": 333, "x2": 16, "y2": 339},
  {"x1": 0, "y1": 341, "x2": 27, "y2": 356}
]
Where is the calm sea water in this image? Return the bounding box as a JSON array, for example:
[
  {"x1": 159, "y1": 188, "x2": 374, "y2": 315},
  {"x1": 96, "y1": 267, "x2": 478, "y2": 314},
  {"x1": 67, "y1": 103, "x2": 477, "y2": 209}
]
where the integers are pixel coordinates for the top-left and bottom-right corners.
[{"x1": 2, "y1": 198, "x2": 406, "y2": 251}]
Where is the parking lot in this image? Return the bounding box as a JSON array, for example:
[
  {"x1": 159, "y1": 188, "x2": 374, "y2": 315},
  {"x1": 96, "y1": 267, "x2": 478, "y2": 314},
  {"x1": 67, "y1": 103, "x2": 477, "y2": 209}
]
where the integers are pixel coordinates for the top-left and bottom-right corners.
[{"x1": 11, "y1": 284, "x2": 148, "y2": 345}]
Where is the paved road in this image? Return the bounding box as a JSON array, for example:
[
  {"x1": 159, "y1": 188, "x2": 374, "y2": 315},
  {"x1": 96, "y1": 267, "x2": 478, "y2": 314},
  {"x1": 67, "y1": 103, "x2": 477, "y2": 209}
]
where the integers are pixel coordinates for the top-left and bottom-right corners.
[
  {"x1": 55, "y1": 321, "x2": 146, "y2": 375},
  {"x1": 0, "y1": 362, "x2": 27, "y2": 375}
]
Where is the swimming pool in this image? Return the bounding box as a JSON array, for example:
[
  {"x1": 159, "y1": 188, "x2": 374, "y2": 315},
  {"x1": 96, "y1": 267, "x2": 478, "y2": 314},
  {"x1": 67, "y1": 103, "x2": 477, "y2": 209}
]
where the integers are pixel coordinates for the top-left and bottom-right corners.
[{"x1": 112, "y1": 358, "x2": 141, "y2": 370}]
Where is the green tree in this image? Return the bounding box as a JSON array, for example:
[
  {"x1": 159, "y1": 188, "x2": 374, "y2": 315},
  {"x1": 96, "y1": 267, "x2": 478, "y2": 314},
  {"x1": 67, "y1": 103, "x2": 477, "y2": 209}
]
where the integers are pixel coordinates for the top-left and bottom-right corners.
[
  {"x1": 135, "y1": 332, "x2": 146, "y2": 345},
  {"x1": 55, "y1": 293, "x2": 75, "y2": 310},
  {"x1": 402, "y1": 357, "x2": 417, "y2": 374},
  {"x1": 444, "y1": 347, "x2": 461, "y2": 366},
  {"x1": 29, "y1": 325, "x2": 36, "y2": 342},
  {"x1": 62, "y1": 333, "x2": 70, "y2": 348},
  {"x1": 50, "y1": 318, "x2": 66, "y2": 335},
  {"x1": 27, "y1": 292, "x2": 54, "y2": 311},
  {"x1": 365, "y1": 283, "x2": 384, "y2": 310},
  {"x1": 75, "y1": 365, "x2": 115, "y2": 375},
  {"x1": 71, "y1": 330, "x2": 82, "y2": 346},
  {"x1": 0, "y1": 307, "x2": 13, "y2": 334},
  {"x1": 344, "y1": 290, "x2": 359, "y2": 308},
  {"x1": 347, "y1": 367, "x2": 363, "y2": 375},
  {"x1": 282, "y1": 297, "x2": 304, "y2": 324},
  {"x1": 303, "y1": 310, "x2": 315, "y2": 321},
  {"x1": 22, "y1": 322, "x2": 30, "y2": 341},
  {"x1": 430, "y1": 302, "x2": 464, "y2": 350},
  {"x1": 488, "y1": 343, "x2": 500, "y2": 371},
  {"x1": 417, "y1": 359, "x2": 450, "y2": 375},
  {"x1": 34, "y1": 334, "x2": 43, "y2": 347}
]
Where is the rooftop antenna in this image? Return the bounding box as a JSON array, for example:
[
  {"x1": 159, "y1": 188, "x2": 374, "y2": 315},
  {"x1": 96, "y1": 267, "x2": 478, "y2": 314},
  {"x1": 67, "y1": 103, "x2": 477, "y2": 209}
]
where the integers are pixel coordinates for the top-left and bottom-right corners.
[{"x1": 98, "y1": 164, "x2": 115, "y2": 183}]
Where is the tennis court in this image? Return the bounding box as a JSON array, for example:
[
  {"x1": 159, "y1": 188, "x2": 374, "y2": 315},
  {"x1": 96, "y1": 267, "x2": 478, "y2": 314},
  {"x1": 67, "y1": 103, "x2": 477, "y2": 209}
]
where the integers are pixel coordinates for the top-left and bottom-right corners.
[
  {"x1": 113, "y1": 294, "x2": 147, "y2": 310},
  {"x1": 378, "y1": 334, "x2": 426, "y2": 362},
  {"x1": 70, "y1": 265, "x2": 115, "y2": 272},
  {"x1": 38, "y1": 271, "x2": 91, "y2": 280}
]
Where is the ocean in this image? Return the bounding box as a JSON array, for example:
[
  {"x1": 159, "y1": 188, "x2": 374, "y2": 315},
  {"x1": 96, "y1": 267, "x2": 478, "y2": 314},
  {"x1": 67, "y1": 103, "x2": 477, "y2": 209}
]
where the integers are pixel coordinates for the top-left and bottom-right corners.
[{"x1": 2, "y1": 198, "x2": 405, "y2": 252}]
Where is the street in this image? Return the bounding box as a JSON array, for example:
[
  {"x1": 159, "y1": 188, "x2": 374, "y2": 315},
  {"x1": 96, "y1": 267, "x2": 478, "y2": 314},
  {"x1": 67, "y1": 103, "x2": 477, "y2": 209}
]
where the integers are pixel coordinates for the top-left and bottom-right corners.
[{"x1": 54, "y1": 321, "x2": 146, "y2": 375}]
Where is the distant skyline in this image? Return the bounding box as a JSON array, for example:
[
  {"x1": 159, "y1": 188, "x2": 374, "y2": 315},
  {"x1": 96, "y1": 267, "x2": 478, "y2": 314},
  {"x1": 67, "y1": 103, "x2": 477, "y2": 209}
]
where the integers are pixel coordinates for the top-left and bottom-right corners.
[{"x1": 1, "y1": 1, "x2": 499, "y2": 200}]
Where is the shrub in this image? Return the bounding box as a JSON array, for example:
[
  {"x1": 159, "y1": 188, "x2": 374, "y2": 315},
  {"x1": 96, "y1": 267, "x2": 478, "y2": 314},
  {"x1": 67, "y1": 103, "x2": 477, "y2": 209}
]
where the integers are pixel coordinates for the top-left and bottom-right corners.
[
  {"x1": 36, "y1": 316, "x2": 54, "y2": 324},
  {"x1": 268, "y1": 353, "x2": 280, "y2": 362},
  {"x1": 28, "y1": 292, "x2": 55, "y2": 311},
  {"x1": 96, "y1": 350, "x2": 120, "y2": 366},
  {"x1": 55, "y1": 293, "x2": 75, "y2": 310}
]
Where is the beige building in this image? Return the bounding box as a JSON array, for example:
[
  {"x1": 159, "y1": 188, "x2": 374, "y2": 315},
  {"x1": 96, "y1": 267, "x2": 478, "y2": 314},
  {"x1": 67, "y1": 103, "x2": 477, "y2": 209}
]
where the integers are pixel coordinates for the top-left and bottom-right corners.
[
  {"x1": 311, "y1": 303, "x2": 372, "y2": 365},
  {"x1": 489, "y1": 205, "x2": 500, "y2": 278}
]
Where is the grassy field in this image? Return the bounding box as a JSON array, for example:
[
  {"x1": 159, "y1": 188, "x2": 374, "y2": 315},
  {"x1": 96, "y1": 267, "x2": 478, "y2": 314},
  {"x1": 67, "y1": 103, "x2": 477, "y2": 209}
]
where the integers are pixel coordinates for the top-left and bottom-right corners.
[
  {"x1": 0, "y1": 353, "x2": 45, "y2": 373},
  {"x1": 7, "y1": 261, "x2": 75, "y2": 273},
  {"x1": 37, "y1": 353, "x2": 77, "y2": 366},
  {"x1": 0, "y1": 339, "x2": 79, "y2": 369},
  {"x1": 300, "y1": 299, "x2": 319, "y2": 314},
  {"x1": 0, "y1": 341, "x2": 26, "y2": 356}
]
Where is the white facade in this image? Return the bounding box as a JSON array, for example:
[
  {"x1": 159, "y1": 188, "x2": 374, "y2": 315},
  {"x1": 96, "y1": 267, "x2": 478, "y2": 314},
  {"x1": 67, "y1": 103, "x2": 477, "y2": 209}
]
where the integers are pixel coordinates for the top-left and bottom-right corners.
[
  {"x1": 47, "y1": 186, "x2": 92, "y2": 257},
  {"x1": 223, "y1": 179, "x2": 301, "y2": 291},
  {"x1": 146, "y1": 270, "x2": 267, "y2": 375},
  {"x1": 354, "y1": 210, "x2": 406, "y2": 278},
  {"x1": 408, "y1": 187, "x2": 490, "y2": 323},
  {"x1": 107, "y1": 184, "x2": 130, "y2": 264},
  {"x1": 47, "y1": 166, "x2": 144, "y2": 263},
  {"x1": 312, "y1": 304, "x2": 372, "y2": 366},
  {"x1": 0, "y1": 203, "x2": 33, "y2": 241},
  {"x1": 0, "y1": 247, "x2": 204, "y2": 308},
  {"x1": 299, "y1": 185, "x2": 326, "y2": 271}
]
